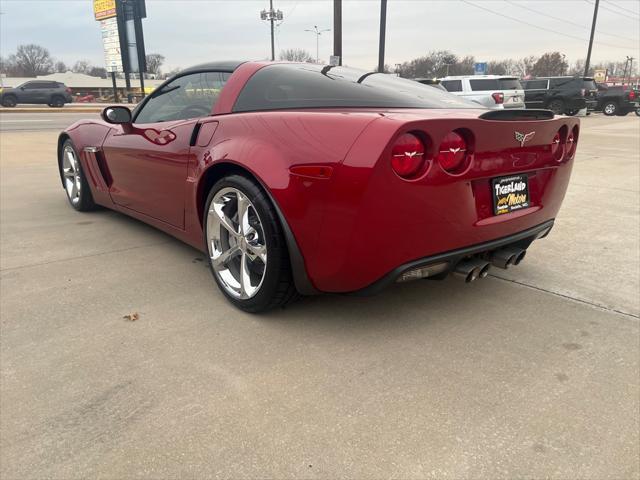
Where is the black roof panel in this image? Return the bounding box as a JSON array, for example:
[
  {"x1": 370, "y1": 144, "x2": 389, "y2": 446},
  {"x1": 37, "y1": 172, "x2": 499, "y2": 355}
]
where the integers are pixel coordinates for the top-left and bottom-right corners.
[{"x1": 178, "y1": 60, "x2": 246, "y2": 74}]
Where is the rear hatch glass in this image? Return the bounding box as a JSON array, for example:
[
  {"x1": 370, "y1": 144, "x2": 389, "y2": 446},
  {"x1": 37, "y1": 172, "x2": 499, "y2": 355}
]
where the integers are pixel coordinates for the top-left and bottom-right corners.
[
  {"x1": 583, "y1": 79, "x2": 597, "y2": 90},
  {"x1": 469, "y1": 78, "x2": 522, "y2": 91}
]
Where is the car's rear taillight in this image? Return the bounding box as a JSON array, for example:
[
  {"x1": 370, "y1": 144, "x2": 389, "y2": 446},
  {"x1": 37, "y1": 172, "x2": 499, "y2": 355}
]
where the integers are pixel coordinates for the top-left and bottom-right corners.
[
  {"x1": 551, "y1": 131, "x2": 564, "y2": 162},
  {"x1": 492, "y1": 92, "x2": 504, "y2": 104},
  {"x1": 566, "y1": 126, "x2": 579, "y2": 159},
  {"x1": 391, "y1": 133, "x2": 427, "y2": 179},
  {"x1": 436, "y1": 131, "x2": 470, "y2": 174},
  {"x1": 65, "y1": 87, "x2": 72, "y2": 94},
  {"x1": 629, "y1": 90, "x2": 636, "y2": 101}
]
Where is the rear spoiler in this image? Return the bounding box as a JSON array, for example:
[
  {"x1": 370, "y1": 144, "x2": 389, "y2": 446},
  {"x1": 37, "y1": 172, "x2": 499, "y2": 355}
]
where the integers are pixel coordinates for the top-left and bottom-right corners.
[{"x1": 479, "y1": 109, "x2": 554, "y2": 121}]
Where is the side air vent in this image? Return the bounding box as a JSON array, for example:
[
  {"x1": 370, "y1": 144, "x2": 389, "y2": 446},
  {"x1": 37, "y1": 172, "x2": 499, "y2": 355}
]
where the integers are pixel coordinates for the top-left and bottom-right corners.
[{"x1": 479, "y1": 109, "x2": 554, "y2": 121}]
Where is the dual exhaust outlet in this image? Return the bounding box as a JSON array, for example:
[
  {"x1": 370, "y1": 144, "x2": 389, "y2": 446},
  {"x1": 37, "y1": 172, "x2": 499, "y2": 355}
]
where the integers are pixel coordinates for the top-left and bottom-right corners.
[{"x1": 454, "y1": 247, "x2": 527, "y2": 283}]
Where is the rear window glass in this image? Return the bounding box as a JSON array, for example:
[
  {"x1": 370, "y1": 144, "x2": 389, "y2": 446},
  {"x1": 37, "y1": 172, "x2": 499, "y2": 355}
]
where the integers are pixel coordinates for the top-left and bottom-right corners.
[
  {"x1": 440, "y1": 80, "x2": 463, "y2": 92},
  {"x1": 233, "y1": 64, "x2": 476, "y2": 112},
  {"x1": 498, "y1": 78, "x2": 522, "y2": 90},
  {"x1": 583, "y1": 79, "x2": 597, "y2": 90},
  {"x1": 469, "y1": 79, "x2": 499, "y2": 91},
  {"x1": 550, "y1": 78, "x2": 579, "y2": 88},
  {"x1": 524, "y1": 80, "x2": 548, "y2": 89}
]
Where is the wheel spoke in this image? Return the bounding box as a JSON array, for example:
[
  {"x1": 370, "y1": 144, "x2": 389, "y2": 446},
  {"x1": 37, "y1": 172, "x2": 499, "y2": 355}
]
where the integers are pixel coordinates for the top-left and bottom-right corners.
[
  {"x1": 246, "y1": 242, "x2": 267, "y2": 264},
  {"x1": 210, "y1": 202, "x2": 240, "y2": 238},
  {"x1": 239, "y1": 251, "x2": 253, "y2": 299},
  {"x1": 211, "y1": 245, "x2": 240, "y2": 269},
  {"x1": 236, "y1": 192, "x2": 250, "y2": 235}
]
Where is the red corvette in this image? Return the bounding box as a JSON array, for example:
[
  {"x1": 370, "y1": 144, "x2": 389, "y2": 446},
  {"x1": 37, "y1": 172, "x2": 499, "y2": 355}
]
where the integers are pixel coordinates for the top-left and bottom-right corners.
[{"x1": 58, "y1": 61, "x2": 578, "y2": 312}]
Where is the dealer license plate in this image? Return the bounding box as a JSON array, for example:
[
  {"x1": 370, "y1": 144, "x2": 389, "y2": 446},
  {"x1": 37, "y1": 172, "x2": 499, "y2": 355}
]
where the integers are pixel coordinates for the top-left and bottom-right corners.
[{"x1": 492, "y1": 174, "x2": 530, "y2": 215}]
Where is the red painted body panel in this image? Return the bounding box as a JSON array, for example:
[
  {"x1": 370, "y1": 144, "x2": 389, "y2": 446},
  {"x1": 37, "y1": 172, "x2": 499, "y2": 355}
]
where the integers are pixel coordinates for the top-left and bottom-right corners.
[{"x1": 61, "y1": 62, "x2": 579, "y2": 294}]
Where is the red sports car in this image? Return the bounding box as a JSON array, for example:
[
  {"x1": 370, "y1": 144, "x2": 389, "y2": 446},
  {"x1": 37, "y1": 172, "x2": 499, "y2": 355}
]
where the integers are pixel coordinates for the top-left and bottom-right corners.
[{"x1": 58, "y1": 61, "x2": 578, "y2": 312}]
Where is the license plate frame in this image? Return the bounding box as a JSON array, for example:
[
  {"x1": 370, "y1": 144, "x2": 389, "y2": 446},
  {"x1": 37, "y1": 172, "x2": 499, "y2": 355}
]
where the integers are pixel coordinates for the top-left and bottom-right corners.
[{"x1": 492, "y1": 174, "x2": 530, "y2": 215}]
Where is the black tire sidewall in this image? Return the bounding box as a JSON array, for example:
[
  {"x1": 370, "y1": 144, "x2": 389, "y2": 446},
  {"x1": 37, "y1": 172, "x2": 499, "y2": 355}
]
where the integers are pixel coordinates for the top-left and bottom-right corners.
[
  {"x1": 60, "y1": 139, "x2": 95, "y2": 211},
  {"x1": 203, "y1": 174, "x2": 290, "y2": 313},
  {"x1": 547, "y1": 99, "x2": 564, "y2": 114},
  {"x1": 51, "y1": 96, "x2": 65, "y2": 108},
  {"x1": 2, "y1": 96, "x2": 17, "y2": 107}
]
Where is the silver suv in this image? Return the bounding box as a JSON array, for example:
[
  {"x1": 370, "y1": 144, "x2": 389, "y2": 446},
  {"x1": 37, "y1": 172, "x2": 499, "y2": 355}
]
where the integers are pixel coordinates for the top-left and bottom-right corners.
[{"x1": 438, "y1": 75, "x2": 525, "y2": 110}]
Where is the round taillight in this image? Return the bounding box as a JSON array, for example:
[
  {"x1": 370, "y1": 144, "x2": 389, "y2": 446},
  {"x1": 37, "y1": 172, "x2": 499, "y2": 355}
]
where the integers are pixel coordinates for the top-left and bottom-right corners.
[
  {"x1": 551, "y1": 131, "x2": 563, "y2": 161},
  {"x1": 391, "y1": 133, "x2": 426, "y2": 178},
  {"x1": 566, "y1": 126, "x2": 578, "y2": 159},
  {"x1": 437, "y1": 131, "x2": 469, "y2": 174}
]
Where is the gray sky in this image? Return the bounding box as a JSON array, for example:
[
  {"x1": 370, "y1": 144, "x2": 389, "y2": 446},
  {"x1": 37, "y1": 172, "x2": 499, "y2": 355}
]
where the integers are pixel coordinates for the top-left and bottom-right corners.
[{"x1": 1, "y1": 0, "x2": 639, "y2": 72}]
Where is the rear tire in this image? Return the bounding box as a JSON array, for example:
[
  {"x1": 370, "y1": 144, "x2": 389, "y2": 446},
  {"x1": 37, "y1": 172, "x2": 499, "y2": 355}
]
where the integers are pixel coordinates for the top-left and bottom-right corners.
[
  {"x1": 602, "y1": 101, "x2": 618, "y2": 116},
  {"x1": 635, "y1": 108, "x2": 640, "y2": 117},
  {"x1": 547, "y1": 99, "x2": 565, "y2": 115},
  {"x1": 203, "y1": 174, "x2": 298, "y2": 313},
  {"x1": 1, "y1": 95, "x2": 17, "y2": 107},
  {"x1": 50, "y1": 96, "x2": 65, "y2": 108},
  {"x1": 59, "y1": 140, "x2": 97, "y2": 212},
  {"x1": 565, "y1": 109, "x2": 579, "y2": 116}
]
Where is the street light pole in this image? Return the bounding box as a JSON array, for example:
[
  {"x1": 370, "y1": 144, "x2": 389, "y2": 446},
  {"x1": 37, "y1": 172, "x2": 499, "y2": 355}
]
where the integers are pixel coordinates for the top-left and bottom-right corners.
[
  {"x1": 260, "y1": 2, "x2": 283, "y2": 61},
  {"x1": 584, "y1": 0, "x2": 599, "y2": 77},
  {"x1": 377, "y1": 0, "x2": 388, "y2": 72},
  {"x1": 305, "y1": 25, "x2": 330, "y2": 63}
]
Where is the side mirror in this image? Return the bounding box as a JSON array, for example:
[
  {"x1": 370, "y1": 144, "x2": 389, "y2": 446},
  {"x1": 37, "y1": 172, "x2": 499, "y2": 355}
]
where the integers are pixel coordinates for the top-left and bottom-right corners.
[{"x1": 102, "y1": 106, "x2": 132, "y2": 125}]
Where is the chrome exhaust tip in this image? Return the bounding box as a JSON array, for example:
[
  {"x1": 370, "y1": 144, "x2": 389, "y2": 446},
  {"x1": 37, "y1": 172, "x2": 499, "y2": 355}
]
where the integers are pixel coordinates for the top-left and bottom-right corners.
[
  {"x1": 491, "y1": 247, "x2": 527, "y2": 269},
  {"x1": 455, "y1": 258, "x2": 491, "y2": 283}
]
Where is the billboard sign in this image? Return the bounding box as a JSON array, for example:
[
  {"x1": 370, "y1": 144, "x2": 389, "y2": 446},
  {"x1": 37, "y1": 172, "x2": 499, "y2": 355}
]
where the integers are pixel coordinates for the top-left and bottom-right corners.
[
  {"x1": 101, "y1": 17, "x2": 123, "y2": 72},
  {"x1": 94, "y1": 0, "x2": 117, "y2": 21},
  {"x1": 474, "y1": 62, "x2": 487, "y2": 75},
  {"x1": 594, "y1": 69, "x2": 607, "y2": 83}
]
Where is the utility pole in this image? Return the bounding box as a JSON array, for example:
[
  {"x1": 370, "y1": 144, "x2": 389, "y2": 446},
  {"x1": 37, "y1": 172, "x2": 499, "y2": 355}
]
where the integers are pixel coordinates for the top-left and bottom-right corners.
[
  {"x1": 260, "y1": 1, "x2": 283, "y2": 61},
  {"x1": 305, "y1": 25, "x2": 330, "y2": 63},
  {"x1": 584, "y1": 0, "x2": 599, "y2": 77},
  {"x1": 377, "y1": 0, "x2": 387, "y2": 72},
  {"x1": 628, "y1": 57, "x2": 634, "y2": 84},
  {"x1": 333, "y1": 0, "x2": 342, "y2": 65}
]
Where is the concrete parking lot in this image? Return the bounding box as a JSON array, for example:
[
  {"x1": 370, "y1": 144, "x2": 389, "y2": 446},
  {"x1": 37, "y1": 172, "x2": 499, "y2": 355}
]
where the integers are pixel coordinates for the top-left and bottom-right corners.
[{"x1": 1, "y1": 113, "x2": 638, "y2": 478}]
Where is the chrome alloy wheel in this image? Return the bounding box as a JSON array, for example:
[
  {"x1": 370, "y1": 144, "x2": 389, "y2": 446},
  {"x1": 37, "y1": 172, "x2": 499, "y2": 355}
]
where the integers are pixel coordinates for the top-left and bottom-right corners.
[
  {"x1": 62, "y1": 145, "x2": 81, "y2": 205},
  {"x1": 207, "y1": 187, "x2": 268, "y2": 299}
]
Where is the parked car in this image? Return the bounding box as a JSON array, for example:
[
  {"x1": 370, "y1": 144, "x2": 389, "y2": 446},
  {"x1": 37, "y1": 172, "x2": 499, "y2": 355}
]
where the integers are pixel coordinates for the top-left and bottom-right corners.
[
  {"x1": 595, "y1": 83, "x2": 640, "y2": 116},
  {"x1": 57, "y1": 61, "x2": 578, "y2": 312},
  {"x1": 438, "y1": 75, "x2": 525, "y2": 110},
  {"x1": 0, "y1": 80, "x2": 73, "y2": 108},
  {"x1": 413, "y1": 78, "x2": 447, "y2": 92},
  {"x1": 522, "y1": 77, "x2": 597, "y2": 115}
]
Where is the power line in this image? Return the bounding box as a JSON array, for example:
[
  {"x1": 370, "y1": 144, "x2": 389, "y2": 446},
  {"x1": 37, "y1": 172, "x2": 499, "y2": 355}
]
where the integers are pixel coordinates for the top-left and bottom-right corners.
[
  {"x1": 504, "y1": 0, "x2": 637, "y2": 42},
  {"x1": 461, "y1": 0, "x2": 636, "y2": 50},
  {"x1": 603, "y1": 0, "x2": 640, "y2": 17},
  {"x1": 585, "y1": 0, "x2": 640, "y2": 20}
]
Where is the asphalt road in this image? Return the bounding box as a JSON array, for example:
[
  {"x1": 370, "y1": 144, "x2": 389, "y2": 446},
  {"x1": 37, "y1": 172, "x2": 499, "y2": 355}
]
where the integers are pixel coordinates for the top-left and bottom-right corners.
[
  {"x1": 0, "y1": 112, "x2": 100, "y2": 131},
  {"x1": 0, "y1": 115, "x2": 638, "y2": 479}
]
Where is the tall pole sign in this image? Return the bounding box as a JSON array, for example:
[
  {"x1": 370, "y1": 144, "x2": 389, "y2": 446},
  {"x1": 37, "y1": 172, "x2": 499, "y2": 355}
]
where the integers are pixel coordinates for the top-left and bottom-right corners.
[{"x1": 94, "y1": 0, "x2": 123, "y2": 73}]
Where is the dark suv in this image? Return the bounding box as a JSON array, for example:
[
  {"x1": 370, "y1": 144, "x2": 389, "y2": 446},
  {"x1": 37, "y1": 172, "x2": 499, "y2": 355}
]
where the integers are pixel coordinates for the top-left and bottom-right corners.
[
  {"x1": 0, "y1": 81, "x2": 73, "y2": 108},
  {"x1": 595, "y1": 84, "x2": 640, "y2": 116},
  {"x1": 522, "y1": 77, "x2": 598, "y2": 115}
]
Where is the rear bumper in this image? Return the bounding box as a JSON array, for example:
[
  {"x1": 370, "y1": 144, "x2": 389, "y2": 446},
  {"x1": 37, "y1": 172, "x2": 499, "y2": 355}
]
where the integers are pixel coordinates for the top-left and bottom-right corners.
[{"x1": 354, "y1": 220, "x2": 554, "y2": 295}]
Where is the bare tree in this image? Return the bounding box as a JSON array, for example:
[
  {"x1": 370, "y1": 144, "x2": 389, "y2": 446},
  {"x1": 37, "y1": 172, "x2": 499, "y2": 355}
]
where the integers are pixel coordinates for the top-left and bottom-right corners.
[
  {"x1": 145, "y1": 54, "x2": 165, "y2": 75},
  {"x1": 13, "y1": 44, "x2": 53, "y2": 76},
  {"x1": 279, "y1": 49, "x2": 313, "y2": 62},
  {"x1": 531, "y1": 52, "x2": 568, "y2": 77},
  {"x1": 89, "y1": 66, "x2": 107, "y2": 78},
  {"x1": 54, "y1": 61, "x2": 68, "y2": 73},
  {"x1": 72, "y1": 60, "x2": 92, "y2": 74}
]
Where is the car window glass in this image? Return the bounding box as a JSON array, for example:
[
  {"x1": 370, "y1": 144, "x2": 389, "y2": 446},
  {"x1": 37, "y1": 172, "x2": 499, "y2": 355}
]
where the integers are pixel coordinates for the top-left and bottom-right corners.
[
  {"x1": 441, "y1": 80, "x2": 463, "y2": 92},
  {"x1": 23, "y1": 82, "x2": 46, "y2": 89},
  {"x1": 135, "y1": 71, "x2": 230, "y2": 124},
  {"x1": 524, "y1": 80, "x2": 547, "y2": 89},
  {"x1": 233, "y1": 65, "x2": 477, "y2": 111},
  {"x1": 583, "y1": 80, "x2": 597, "y2": 90},
  {"x1": 497, "y1": 78, "x2": 522, "y2": 90},
  {"x1": 469, "y1": 79, "x2": 499, "y2": 91}
]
